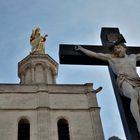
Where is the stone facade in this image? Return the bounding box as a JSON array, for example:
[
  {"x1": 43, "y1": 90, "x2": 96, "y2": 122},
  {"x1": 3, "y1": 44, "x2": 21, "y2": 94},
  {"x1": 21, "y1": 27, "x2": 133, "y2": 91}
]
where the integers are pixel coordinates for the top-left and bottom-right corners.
[{"x1": 0, "y1": 53, "x2": 104, "y2": 140}]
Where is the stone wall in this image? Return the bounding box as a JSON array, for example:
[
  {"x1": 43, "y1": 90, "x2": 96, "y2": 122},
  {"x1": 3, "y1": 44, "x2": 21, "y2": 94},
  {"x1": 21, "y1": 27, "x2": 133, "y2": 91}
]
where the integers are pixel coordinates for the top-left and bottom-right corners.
[{"x1": 0, "y1": 84, "x2": 104, "y2": 140}]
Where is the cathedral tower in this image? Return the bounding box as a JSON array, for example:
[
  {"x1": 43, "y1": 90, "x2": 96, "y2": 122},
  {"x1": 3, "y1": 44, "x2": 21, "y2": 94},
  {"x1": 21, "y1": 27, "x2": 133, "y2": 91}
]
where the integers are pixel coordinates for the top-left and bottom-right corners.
[{"x1": 0, "y1": 28, "x2": 104, "y2": 140}]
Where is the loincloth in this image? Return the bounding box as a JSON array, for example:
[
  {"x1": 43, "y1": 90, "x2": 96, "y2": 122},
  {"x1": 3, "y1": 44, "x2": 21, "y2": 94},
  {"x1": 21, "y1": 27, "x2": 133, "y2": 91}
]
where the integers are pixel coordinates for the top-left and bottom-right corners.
[{"x1": 117, "y1": 74, "x2": 140, "y2": 95}]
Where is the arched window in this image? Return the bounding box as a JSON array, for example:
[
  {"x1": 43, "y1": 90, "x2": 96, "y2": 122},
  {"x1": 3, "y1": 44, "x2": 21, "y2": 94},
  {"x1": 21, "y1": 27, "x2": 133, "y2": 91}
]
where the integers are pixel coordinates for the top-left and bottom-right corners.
[
  {"x1": 18, "y1": 119, "x2": 30, "y2": 140},
  {"x1": 57, "y1": 119, "x2": 70, "y2": 140}
]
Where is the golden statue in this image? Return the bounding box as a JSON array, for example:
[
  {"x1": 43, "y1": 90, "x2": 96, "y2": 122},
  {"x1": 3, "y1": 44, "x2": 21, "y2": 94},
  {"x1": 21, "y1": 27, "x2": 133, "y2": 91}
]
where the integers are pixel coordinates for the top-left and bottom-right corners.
[{"x1": 30, "y1": 27, "x2": 48, "y2": 54}]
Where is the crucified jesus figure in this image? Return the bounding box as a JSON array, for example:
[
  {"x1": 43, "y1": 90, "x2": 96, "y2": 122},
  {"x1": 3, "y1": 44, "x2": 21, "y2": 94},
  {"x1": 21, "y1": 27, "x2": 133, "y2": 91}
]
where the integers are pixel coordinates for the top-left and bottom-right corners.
[{"x1": 75, "y1": 42, "x2": 140, "y2": 134}]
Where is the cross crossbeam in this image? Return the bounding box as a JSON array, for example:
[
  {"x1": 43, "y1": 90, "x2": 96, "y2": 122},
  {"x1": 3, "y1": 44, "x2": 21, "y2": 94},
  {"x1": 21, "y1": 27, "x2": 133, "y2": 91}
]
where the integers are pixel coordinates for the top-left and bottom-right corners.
[{"x1": 59, "y1": 44, "x2": 140, "y2": 65}]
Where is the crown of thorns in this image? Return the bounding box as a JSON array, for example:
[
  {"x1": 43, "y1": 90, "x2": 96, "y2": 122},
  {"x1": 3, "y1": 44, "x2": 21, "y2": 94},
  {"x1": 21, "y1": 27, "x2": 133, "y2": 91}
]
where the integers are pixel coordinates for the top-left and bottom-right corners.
[{"x1": 109, "y1": 34, "x2": 126, "y2": 51}]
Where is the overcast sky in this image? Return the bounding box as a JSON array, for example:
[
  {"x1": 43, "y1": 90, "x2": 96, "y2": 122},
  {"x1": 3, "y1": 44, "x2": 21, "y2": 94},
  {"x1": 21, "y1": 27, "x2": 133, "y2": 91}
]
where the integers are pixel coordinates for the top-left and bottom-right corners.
[{"x1": 1, "y1": 0, "x2": 140, "y2": 139}]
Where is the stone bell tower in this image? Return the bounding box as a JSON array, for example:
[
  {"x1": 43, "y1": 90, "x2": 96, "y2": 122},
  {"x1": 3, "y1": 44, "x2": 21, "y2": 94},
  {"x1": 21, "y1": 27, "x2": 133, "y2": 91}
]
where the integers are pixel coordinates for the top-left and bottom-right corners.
[
  {"x1": 18, "y1": 54, "x2": 58, "y2": 84},
  {"x1": 18, "y1": 27, "x2": 58, "y2": 85},
  {"x1": 0, "y1": 28, "x2": 104, "y2": 140}
]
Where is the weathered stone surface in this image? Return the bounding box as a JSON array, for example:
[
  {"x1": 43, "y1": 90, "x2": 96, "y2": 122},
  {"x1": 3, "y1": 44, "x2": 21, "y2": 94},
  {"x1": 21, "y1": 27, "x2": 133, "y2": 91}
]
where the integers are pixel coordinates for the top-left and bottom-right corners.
[{"x1": 0, "y1": 83, "x2": 104, "y2": 140}]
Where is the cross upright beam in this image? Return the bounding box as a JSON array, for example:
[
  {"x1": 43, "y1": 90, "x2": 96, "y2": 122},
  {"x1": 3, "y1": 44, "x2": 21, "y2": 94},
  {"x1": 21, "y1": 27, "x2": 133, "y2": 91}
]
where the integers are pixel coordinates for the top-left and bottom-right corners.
[{"x1": 59, "y1": 27, "x2": 140, "y2": 140}]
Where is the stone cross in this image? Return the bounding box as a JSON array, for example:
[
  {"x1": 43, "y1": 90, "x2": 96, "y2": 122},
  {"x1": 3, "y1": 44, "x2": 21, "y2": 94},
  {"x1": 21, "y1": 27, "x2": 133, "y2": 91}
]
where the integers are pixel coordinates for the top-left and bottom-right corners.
[{"x1": 59, "y1": 27, "x2": 140, "y2": 140}]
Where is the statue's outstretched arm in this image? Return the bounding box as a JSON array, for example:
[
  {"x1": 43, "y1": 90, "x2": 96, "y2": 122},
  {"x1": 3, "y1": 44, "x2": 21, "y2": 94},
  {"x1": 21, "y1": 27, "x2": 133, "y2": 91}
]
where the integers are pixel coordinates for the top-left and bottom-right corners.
[{"x1": 75, "y1": 45, "x2": 110, "y2": 62}]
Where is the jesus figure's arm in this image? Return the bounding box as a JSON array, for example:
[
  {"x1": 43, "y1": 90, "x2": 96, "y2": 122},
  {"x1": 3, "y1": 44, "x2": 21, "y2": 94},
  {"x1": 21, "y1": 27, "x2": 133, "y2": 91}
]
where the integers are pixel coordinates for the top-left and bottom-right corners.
[{"x1": 75, "y1": 45, "x2": 111, "y2": 62}]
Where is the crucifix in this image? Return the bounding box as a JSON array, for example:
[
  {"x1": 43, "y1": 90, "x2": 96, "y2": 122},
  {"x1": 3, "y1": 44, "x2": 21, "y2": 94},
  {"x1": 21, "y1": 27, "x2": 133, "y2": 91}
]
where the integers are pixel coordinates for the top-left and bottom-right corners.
[{"x1": 59, "y1": 27, "x2": 140, "y2": 140}]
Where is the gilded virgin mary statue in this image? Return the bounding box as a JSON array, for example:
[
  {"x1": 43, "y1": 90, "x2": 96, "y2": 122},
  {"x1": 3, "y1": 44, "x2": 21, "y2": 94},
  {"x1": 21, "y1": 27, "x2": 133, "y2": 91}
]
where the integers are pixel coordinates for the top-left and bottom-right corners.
[{"x1": 30, "y1": 27, "x2": 48, "y2": 54}]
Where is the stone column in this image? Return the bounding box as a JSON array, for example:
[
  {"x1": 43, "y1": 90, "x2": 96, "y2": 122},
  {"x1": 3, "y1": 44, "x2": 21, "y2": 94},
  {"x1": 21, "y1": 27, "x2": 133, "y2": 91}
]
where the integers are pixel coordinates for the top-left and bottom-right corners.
[{"x1": 31, "y1": 64, "x2": 35, "y2": 84}]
